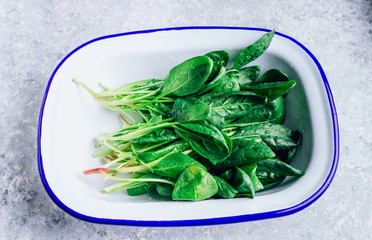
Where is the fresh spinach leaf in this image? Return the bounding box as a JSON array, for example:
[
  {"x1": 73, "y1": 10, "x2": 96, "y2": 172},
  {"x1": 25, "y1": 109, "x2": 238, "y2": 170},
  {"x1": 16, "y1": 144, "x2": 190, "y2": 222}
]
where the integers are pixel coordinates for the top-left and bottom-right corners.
[
  {"x1": 174, "y1": 103, "x2": 211, "y2": 123},
  {"x1": 233, "y1": 30, "x2": 275, "y2": 69},
  {"x1": 211, "y1": 69, "x2": 240, "y2": 93},
  {"x1": 204, "y1": 50, "x2": 229, "y2": 82},
  {"x1": 257, "y1": 170, "x2": 286, "y2": 190},
  {"x1": 234, "y1": 123, "x2": 299, "y2": 151},
  {"x1": 235, "y1": 96, "x2": 286, "y2": 124},
  {"x1": 131, "y1": 129, "x2": 178, "y2": 144},
  {"x1": 172, "y1": 166, "x2": 218, "y2": 201},
  {"x1": 241, "y1": 80, "x2": 296, "y2": 100},
  {"x1": 156, "y1": 183, "x2": 174, "y2": 197},
  {"x1": 134, "y1": 141, "x2": 188, "y2": 163},
  {"x1": 213, "y1": 176, "x2": 238, "y2": 199},
  {"x1": 162, "y1": 56, "x2": 213, "y2": 96},
  {"x1": 199, "y1": 91, "x2": 265, "y2": 119},
  {"x1": 233, "y1": 167, "x2": 255, "y2": 197},
  {"x1": 253, "y1": 69, "x2": 289, "y2": 84},
  {"x1": 197, "y1": 66, "x2": 227, "y2": 95},
  {"x1": 213, "y1": 137, "x2": 275, "y2": 168},
  {"x1": 240, "y1": 164, "x2": 264, "y2": 192},
  {"x1": 257, "y1": 158, "x2": 305, "y2": 177},
  {"x1": 182, "y1": 97, "x2": 225, "y2": 129},
  {"x1": 153, "y1": 153, "x2": 206, "y2": 179},
  {"x1": 126, "y1": 173, "x2": 158, "y2": 196},
  {"x1": 237, "y1": 65, "x2": 261, "y2": 85},
  {"x1": 175, "y1": 123, "x2": 232, "y2": 164}
]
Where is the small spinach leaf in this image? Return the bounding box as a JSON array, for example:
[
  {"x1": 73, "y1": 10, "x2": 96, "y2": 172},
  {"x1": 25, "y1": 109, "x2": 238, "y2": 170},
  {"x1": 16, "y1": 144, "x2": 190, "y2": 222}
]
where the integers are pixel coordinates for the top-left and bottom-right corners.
[
  {"x1": 257, "y1": 158, "x2": 305, "y2": 177},
  {"x1": 253, "y1": 69, "x2": 289, "y2": 84},
  {"x1": 233, "y1": 167, "x2": 255, "y2": 197},
  {"x1": 241, "y1": 80, "x2": 296, "y2": 100},
  {"x1": 204, "y1": 50, "x2": 229, "y2": 83},
  {"x1": 233, "y1": 30, "x2": 275, "y2": 69},
  {"x1": 197, "y1": 66, "x2": 226, "y2": 95},
  {"x1": 213, "y1": 176, "x2": 238, "y2": 199},
  {"x1": 126, "y1": 173, "x2": 158, "y2": 196},
  {"x1": 240, "y1": 164, "x2": 264, "y2": 192},
  {"x1": 172, "y1": 166, "x2": 218, "y2": 201},
  {"x1": 156, "y1": 183, "x2": 174, "y2": 197}
]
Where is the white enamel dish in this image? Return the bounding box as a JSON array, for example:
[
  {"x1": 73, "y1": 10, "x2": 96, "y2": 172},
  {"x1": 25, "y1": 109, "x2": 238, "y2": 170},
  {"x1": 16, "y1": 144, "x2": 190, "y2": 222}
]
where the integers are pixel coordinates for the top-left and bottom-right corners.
[{"x1": 38, "y1": 27, "x2": 339, "y2": 226}]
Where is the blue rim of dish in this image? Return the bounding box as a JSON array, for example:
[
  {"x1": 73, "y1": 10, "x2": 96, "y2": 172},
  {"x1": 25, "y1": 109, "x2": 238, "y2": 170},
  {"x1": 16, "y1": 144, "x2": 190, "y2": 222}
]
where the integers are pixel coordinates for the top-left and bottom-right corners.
[{"x1": 37, "y1": 26, "x2": 339, "y2": 226}]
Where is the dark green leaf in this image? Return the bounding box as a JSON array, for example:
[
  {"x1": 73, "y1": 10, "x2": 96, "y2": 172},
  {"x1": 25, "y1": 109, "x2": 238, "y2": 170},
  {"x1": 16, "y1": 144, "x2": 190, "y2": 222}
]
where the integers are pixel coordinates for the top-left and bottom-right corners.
[
  {"x1": 127, "y1": 183, "x2": 155, "y2": 196},
  {"x1": 204, "y1": 50, "x2": 229, "y2": 83},
  {"x1": 211, "y1": 69, "x2": 240, "y2": 93},
  {"x1": 148, "y1": 115, "x2": 162, "y2": 123},
  {"x1": 233, "y1": 30, "x2": 275, "y2": 69},
  {"x1": 214, "y1": 137, "x2": 275, "y2": 168},
  {"x1": 153, "y1": 102, "x2": 172, "y2": 116},
  {"x1": 235, "y1": 96, "x2": 286, "y2": 124},
  {"x1": 257, "y1": 159, "x2": 305, "y2": 177},
  {"x1": 172, "y1": 98, "x2": 191, "y2": 118},
  {"x1": 240, "y1": 164, "x2": 264, "y2": 192},
  {"x1": 219, "y1": 169, "x2": 234, "y2": 182},
  {"x1": 180, "y1": 97, "x2": 225, "y2": 129},
  {"x1": 162, "y1": 56, "x2": 213, "y2": 96},
  {"x1": 238, "y1": 66, "x2": 261, "y2": 85},
  {"x1": 175, "y1": 123, "x2": 232, "y2": 164},
  {"x1": 234, "y1": 123, "x2": 299, "y2": 151},
  {"x1": 199, "y1": 91, "x2": 265, "y2": 119},
  {"x1": 156, "y1": 183, "x2": 174, "y2": 197},
  {"x1": 126, "y1": 173, "x2": 158, "y2": 196},
  {"x1": 205, "y1": 50, "x2": 229, "y2": 67},
  {"x1": 241, "y1": 80, "x2": 296, "y2": 100},
  {"x1": 257, "y1": 171, "x2": 285, "y2": 186},
  {"x1": 275, "y1": 131, "x2": 302, "y2": 163},
  {"x1": 174, "y1": 103, "x2": 211, "y2": 123},
  {"x1": 233, "y1": 167, "x2": 255, "y2": 197},
  {"x1": 253, "y1": 69, "x2": 288, "y2": 84},
  {"x1": 213, "y1": 176, "x2": 238, "y2": 199},
  {"x1": 197, "y1": 66, "x2": 226, "y2": 95}
]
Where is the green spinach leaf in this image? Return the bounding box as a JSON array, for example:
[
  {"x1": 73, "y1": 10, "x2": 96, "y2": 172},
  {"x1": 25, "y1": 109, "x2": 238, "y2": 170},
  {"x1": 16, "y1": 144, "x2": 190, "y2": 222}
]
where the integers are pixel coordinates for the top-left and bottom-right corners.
[
  {"x1": 257, "y1": 158, "x2": 305, "y2": 177},
  {"x1": 233, "y1": 167, "x2": 255, "y2": 197},
  {"x1": 233, "y1": 30, "x2": 275, "y2": 69},
  {"x1": 153, "y1": 153, "x2": 206, "y2": 179},
  {"x1": 172, "y1": 166, "x2": 218, "y2": 201},
  {"x1": 238, "y1": 65, "x2": 261, "y2": 85},
  {"x1": 162, "y1": 56, "x2": 213, "y2": 96},
  {"x1": 253, "y1": 69, "x2": 288, "y2": 84},
  {"x1": 213, "y1": 176, "x2": 238, "y2": 199},
  {"x1": 241, "y1": 80, "x2": 296, "y2": 100},
  {"x1": 175, "y1": 123, "x2": 232, "y2": 164},
  {"x1": 235, "y1": 96, "x2": 286, "y2": 124},
  {"x1": 214, "y1": 137, "x2": 275, "y2": 168}
]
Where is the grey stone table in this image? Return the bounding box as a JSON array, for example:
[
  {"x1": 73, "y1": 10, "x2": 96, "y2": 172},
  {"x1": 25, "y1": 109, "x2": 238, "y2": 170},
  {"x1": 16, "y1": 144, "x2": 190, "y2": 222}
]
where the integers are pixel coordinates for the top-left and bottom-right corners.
[{"x1": 0, "y1": 0, "x2": 371, "y2": 239}]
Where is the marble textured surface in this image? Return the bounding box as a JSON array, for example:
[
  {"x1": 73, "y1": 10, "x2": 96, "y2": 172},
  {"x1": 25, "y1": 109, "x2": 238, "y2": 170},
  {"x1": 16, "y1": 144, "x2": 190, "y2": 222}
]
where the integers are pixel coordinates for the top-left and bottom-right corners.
[{"x1": 0, "y1": 0, "x2": 371, "y2": 239}]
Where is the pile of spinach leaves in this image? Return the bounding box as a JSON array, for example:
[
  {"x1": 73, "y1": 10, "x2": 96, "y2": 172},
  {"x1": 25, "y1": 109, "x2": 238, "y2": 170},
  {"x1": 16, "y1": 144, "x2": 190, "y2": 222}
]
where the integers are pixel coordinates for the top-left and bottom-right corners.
[{"x1": 78, "y1": 30, "x2": 305, "y2": 201}]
